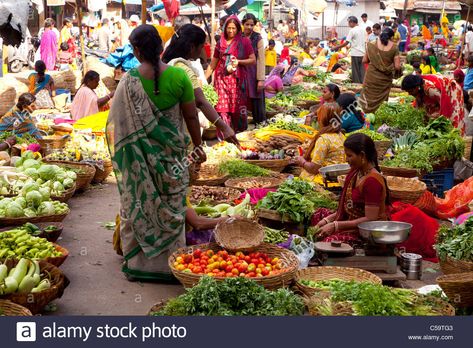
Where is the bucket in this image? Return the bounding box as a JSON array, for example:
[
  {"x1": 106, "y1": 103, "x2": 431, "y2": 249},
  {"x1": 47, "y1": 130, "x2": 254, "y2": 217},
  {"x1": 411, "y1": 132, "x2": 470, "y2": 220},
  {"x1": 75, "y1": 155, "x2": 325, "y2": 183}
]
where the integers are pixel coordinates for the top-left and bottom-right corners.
[{"x1": 400, "y1": 253, "x2": 423, "y2": 280}]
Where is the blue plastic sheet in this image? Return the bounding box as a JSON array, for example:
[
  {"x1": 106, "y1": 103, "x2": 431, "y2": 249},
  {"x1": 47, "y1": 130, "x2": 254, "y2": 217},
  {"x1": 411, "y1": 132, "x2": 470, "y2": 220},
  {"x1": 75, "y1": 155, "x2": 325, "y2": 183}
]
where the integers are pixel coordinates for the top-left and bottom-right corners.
[{"x1": 101, "y1": 44, "x2": 140, "y2": 71}]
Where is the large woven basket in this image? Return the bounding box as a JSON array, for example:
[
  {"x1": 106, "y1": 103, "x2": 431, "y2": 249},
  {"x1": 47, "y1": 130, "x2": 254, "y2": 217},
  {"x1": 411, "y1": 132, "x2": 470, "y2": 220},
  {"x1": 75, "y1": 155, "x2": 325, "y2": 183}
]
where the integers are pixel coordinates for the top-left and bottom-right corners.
[
  {"x1": 439, "y1": 256, "x2": 473, "y2": 275},
  {"x1": 437, "y1": 272, "x2": 473, "y2": 308},
  {"x1": 38, "y1": 136, "x2": 69, "y2": 156},
  {"x1": 380, "y1": 165, "x2": 424, "y2": 178},
  {"x1": 464, "y1": 136, "x2": 472, "y2": 159},
  {"x1": 93, "y1": 160, "x2": 113, "y2": 183},
  {"x1": 0, "y1": 210, "x2": 69, "y2": 226},
  {"x1": 0, "y1": 300, "x2": 32, "y2": 316},
  {"x1": 225, "y1": 176, "x2": 285, "y2": 191},
  {"x1": 386, "y1": 176, "x2": 426, "y2": 204},
  {"x1": 214, "y1": 217, "x2": 264, "y2": 252},
  {"x1": 191, "y1": 164, "x2": 229, "y2": 186},
  {"x1": 169, "y1": 243, "x2": 299, "y2": 290},
  {"x1": 295, "y1": 266, "x2": 382, "y2": 297},
  {"x1": 44, "y1": 161, "x2": 96, "y2": 192},
  {"x1": 374, "y1": 140, "x2": 393, "y2": 160},
  {"x1": 51, "y1": 184, "x2": 76, "y2": 203},
  {"x1": 190, "y1": 186, "x2": 241, "y2": 205},
  {"x1": 44, "y1": 244, "x2": 69, "y2": 267},
  {"x1": 243, "y1": 159, "x2": 290, "y2": 173},
  {"x1": 0, "y1": 259, "x2": 69, "y2": 314}
]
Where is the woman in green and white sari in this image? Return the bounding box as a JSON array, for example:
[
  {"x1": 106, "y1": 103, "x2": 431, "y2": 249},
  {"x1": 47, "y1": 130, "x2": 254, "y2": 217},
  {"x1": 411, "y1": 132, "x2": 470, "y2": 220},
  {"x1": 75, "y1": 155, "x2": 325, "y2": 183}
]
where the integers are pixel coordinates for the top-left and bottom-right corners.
[{"x1": 107, "y1": 25, "x2": 205, "y2": 281}]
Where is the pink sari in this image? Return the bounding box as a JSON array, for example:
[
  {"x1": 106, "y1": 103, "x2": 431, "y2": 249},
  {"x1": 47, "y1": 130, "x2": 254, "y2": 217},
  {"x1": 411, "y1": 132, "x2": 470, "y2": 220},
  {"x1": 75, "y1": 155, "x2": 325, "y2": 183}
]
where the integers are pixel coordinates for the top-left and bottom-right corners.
[
  {"x1": 71, "y1": 86, "x2": 99, "y2": 121},
  {"x1": 40, "y1": 29, "x2": 58, "y2": 71}
]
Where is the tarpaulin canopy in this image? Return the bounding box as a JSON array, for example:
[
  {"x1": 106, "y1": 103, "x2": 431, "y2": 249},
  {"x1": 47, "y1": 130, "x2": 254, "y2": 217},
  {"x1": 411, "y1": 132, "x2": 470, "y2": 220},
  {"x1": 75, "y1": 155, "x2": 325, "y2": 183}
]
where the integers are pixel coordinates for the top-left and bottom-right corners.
[
  {"x1": 281, "y1": 0, "x2": 328, "y2": 14},
  {"x1": 387, "y1": 0, "x2": 462, "y2": 12}
]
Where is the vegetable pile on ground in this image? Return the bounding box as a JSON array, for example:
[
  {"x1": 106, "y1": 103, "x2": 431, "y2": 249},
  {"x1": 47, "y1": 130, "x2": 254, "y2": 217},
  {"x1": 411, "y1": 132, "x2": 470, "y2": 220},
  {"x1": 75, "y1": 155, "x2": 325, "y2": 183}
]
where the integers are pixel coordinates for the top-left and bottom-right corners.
[
  {"x1": 0, "y1": 192, "x2": 69, "y2": 219},
  {"x1": 193, "y1": 193, "x2": 254, "y2": 219},
  {"x1": 304, "y1": 280, "x2": 450, "y2": 316},
  {"x1": 257, "y1": 178, "x2": 337, "y2": 223},
  {"x1": 0, "y1": 258, "x2": 52, "y2": 295},
  {"x1": 190, "y1": 186, "x2": 240, "y2": 205},
  {"x1": 0, "y1": 228, "x2": 63, "y2": 259},
  {"x1": 202, "y1": 85, "x2": 218, "y2": 106},
  {"x1": 0, "y1": 132, "x2": 36, "y2": 145},
  {"x1": 263, "y1": 227, "x2": 290, "y2": 244},
  {"x1": 45, "y1": 133, "x2": 110, "y2": 163},
  {"x1": 151, "y1": 276, "x2": 304, "y2": 316},
  {"x1": 203, "y1": 142, "x2": 241, "y2": 164},
  {"x1": 383, "y1": 142, "x2": 436, "y2": 173},
  {"x1": 262, "y1": 116, "x2": 314, "y2": 135},
  {"x1": 218, "y1": 159, "x2": 272, "y2": 178},
  {"x1": 374, "y1": 102, "x2": 426, "y2": 130},
  {"x1": 172, "y1": 249, "x2": 285, "y2": 278},
  {"x1": 349, "y1": 129, "x2": 390, "y2": 141},
  {"x1": 435, "y1": 217, "x2": 473, "y2": 263}
]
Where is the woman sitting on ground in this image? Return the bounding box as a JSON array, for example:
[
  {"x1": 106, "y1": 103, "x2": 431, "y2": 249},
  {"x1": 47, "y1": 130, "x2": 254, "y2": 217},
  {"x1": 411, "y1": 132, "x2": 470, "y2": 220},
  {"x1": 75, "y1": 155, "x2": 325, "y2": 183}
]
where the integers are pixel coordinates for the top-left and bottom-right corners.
[
  {"x1": 28, "y1": 60, "x2": 55, "y2": 96},
  {"x1": 314, "y1": 133, "x2": 390, "y2": 246},
  {"x1": 264, "y1": 64, "x2": 285, "y2": 98},
  {"x1": 71, "y1": 71, "x2": 114, "y2": 121},
  {"x1": 337, "y1": 93, "x2": 366, "y2": 133},
  {"x1": 294, "y1": 103, "x2": 346, "y2": 186},
  {"x1": 0, "y1": 93, "x2": 43, "y2": 139}
]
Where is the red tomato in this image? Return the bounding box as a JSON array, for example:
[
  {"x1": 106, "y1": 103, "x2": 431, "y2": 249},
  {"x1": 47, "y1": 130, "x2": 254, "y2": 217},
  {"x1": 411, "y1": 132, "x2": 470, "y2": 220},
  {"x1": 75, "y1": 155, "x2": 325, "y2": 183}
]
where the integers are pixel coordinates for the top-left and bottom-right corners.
[
  {"x1": 225, "y1": 265, "x2": 233, "y2": 273},
  {"x1": 248, "y1": 272, "x2": 256, "y2": 278},
  {"x1": 261, "y1": 268, "x2": 269, "y2": 276},
  {"x1": 220, "y1": 261, "x2": 227, "y2": 269},
  {"x1": 235, "y1": 251, "x2": 244, "y2": 258},
  {"x1": 183, "y1": 255, "x2": 193, "y2": 264},
  {"x1": 247, "y1": 263, "x2": 256, "y2": 272},
  {"x1": 238, "y1": 264, "x2": 248, "y2": 273},
  {"x1": 193, "y1": 249, "x2": 202, "y2": 258},
  {"x1": 251, "y1": 258, "x2": 259, "y2": 265},
  {"x1": 192, "y1": 266, "x2": 202, "y2": 274},
  {"x1": 226, "y1": 272, "x2": 234, "y2": 277},
  {"x1": 255, "y1": 268, "x2": 262, "y2": 274},
  {"x1": 232, "y1": 268, "x2": 239, "y2": 275},
  {"x1": 244, "y1": 256, "x2": 251, "y2": 262},
  {"x1": 257, "y1": 264, "x2": 265, "y2": 269},
  {"x1": 206, "y1": 250, "x2": 214, "y2": 257}
]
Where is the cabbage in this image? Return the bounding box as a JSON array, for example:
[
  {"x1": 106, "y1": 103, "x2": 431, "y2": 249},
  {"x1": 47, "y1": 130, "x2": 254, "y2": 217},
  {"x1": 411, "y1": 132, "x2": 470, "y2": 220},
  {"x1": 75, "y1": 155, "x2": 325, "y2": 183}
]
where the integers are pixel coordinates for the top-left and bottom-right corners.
[
  {"x1": 63, "y1": 178, "x2": 74, "y2": 189},
  {"x1": 66, "y1": 171, "x2": 77, "y2": 180},
  {"x1": 38, "y1": 187, "x2": 50, "y2": 201},
  {"x1": 6, "y1": 202, "x2": 24, "y2": 218},
  {"x1": 23, "y1": 159, "x2": 41, "y2": 170},
  {"x1": 36, "y1": 178, "x2": 44, "y2": 185},
  {"x1": 24, "y1": 208, "x2": 37, "y2": 217},
  {"x1": 0, "y1": 187, "x2": 8, "y2": 195},
  {"x1": 0, "y1": 209, "x2": 5, "y2": 218},
  {"x1": 38, "y1": 165, "x2": 59, "y2": 181},
  {"x1": 22, "y1": 151, "x2": 35, "y2": 160},
  {"x1": 55, "y1": 171, "x2": 67, "y2": 182},
  {"x1": 26, "y1": 191, "x2": 43, "y2": 208},
  {"x1": 15, "y1": 158, "x2": 24, "y2": 168},
  {"x1": 37, "y1": 201, "x2": 55, "y2": 216},
  {"x1": 21, "y1": 182, "x2": 40, "y2": 195},
  {"x1": 52, "y1": 182, "x2": 64, "y2": 193},
  {"x1": 15, "y1": 197, "x2": 27, "y2": 209},
  {"x1": 24, "y1": 168, "x2": 39, "y2": 180},
  {"x1": 0, "y1": 198, "x2": 13, "y2": 210}
]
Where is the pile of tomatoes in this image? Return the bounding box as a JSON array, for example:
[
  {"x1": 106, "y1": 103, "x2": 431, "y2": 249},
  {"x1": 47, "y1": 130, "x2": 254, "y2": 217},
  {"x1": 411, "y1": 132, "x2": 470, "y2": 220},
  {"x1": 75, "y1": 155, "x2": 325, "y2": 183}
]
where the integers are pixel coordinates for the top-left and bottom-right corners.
[{"x1": 173, "y1": 249, "x2": 284, "y2": 278}]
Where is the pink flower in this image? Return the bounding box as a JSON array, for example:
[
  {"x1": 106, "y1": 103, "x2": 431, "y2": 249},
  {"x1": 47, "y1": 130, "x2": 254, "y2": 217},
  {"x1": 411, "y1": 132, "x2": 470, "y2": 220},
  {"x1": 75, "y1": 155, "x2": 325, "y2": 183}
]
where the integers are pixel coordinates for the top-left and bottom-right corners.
[{"x1": 27, "y1": 143, "x2": 41, "y2": 153}]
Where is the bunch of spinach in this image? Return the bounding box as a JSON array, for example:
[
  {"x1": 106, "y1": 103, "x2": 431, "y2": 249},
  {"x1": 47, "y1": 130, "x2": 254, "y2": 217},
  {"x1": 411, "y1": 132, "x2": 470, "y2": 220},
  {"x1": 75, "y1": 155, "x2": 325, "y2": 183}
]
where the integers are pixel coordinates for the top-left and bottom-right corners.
[
  {"x1": 218, "y1": 159, "x2": 272, "y2": 178},
  {"x1": 257, "y1": 178, "x2": 337, "y2": 223},
  {"x1": 374, "y1": 102, "x2": 426, "y2": 130},
  {"x1": 383, "y1": 142, "x2": 437, "y2": 173},
  {"x1": 435, "y1": 217, "x2": 473, "y2": 262},
  {"x1": 152, "y1": 276, "x2": 304, "y2": 316}
]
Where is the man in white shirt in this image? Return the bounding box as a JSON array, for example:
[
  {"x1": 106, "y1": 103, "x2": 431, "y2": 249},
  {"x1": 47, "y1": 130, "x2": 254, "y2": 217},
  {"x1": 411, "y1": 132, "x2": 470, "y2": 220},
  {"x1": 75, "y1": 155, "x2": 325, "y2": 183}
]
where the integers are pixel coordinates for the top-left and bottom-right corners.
[
  {"x1": 465, "y1": 26, "x2": 473, "y2": 57},
  {"x1": 360, "y1": 13, "x2": 374, "y2": 29},
  {"x1": 333, "y1": 16, "x2": 367, "y2": 83},
  {"x1": 411, "y1": 21, "x2": 420, "y2": 36},
  {"x1": 98, "y1": 18, "x2": 112, "y2": 52}
]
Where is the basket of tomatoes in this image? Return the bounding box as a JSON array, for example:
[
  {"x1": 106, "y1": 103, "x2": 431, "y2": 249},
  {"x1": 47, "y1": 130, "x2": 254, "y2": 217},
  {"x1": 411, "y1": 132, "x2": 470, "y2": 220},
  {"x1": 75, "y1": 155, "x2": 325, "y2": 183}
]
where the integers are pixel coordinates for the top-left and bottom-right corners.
[{"x1": 169, "y1": 243, "x2": 299, "y2": 290}]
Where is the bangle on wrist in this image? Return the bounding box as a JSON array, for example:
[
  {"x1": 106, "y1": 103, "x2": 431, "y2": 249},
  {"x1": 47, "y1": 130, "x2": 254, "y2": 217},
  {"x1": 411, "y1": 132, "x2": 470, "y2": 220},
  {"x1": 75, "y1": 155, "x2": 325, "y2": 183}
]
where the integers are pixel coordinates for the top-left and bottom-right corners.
[
  {"x1": 212, "y1": 116, "x2": 222, "y2": 126},
  {"x1": 4, "y1": 141, "x2": 12, "y2": 149},
  {"x1": 334, "y1": 221, "x2": 339, "y2": 232}
]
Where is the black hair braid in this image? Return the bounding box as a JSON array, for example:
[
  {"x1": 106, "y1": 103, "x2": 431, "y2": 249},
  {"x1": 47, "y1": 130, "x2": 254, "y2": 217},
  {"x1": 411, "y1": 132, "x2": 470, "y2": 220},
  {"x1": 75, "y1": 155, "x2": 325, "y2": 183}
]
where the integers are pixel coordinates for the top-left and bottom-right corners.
[{"x1": 153, "y1": 46, "x2": 161, "y2": 95}]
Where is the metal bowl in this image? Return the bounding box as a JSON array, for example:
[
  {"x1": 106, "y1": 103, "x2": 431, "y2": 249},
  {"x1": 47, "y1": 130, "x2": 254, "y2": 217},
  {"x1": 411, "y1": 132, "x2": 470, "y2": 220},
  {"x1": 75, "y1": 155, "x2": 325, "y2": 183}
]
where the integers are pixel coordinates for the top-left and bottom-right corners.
[
  {"x1": 358, "y1": 221, "x2": 412, "y2": 244},
  {"x1": 319, "y1": 164, "x2": 351, "y2": 181}
]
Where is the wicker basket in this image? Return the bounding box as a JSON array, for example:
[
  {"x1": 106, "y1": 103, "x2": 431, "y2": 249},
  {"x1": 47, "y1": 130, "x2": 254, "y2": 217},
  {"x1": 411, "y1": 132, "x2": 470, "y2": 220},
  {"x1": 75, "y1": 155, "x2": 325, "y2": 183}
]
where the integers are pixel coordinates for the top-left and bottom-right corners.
[
  {"x1": 44, "y1": 244, "x2": 69, "y2": 267},
  {"x1": 439, "y1": 256, "x2": 473, "y2": 275},
  {"x1": 380, "y1": 165, "x2": 424, "y2": 178},
  {"x1": 51, "y1": 184, "x2": 76, "y2": 203},
  {"x1": 266, "y1": 110, "x2": 280, "y2": 118},
  {"x1": 93, "y1": 160, "x2": 113, "y2": 183},
  {"x1": 51, "y1": 125, "x2": 73, "y2": 134},
  {"x1": 191, "y1": 164, "x2": 229, "y2": 186},
  {"x1": 386, "y1": 176, "x2": 426, "y2": 204},
  {"x1": 38, "y1": 137, "x2": 69, "y2": 156},
  {"x1": 35, "y1": 222, "x2": 63, "y2": 243},
  {"x1": 225, "y1": 177, "x2": 285, "y2": 191},
  {"x1": 437, "y1": 272, "x2": 473, "y2": 308},
  {"x1": 243, "y1": 159, "x2": 290, "y2": 173},
  {"x1": 296, "y1": 100, "x2": 320, "y2": 109},
  {"x1": 169, "y1": 243, "x2": 299, "y2": 290},
  {"x1": 43, "y1": 160, "x2": 97, "y2": 192},
  {"x1": 0, "y1": 211, "x2": 69, "y2": 226},
  {"x1": 0, "y1": 300, "x2": 33, "y2": 316},
  {"x1": 257, "y1": 208, "x2": 294, "y2": 223},
  {"x1": 295, "y1": 266, "x2": 382, "y2": 297},
  {"x1": 374, "y1": 140, "x2": 393, "y2": 160},
  {"x1": 214, "y1": 217, "x2": 265, "y2": 252},
  {"x1": 0, "y1": 259, "x2": 69, "y2": 314},
  {"x1": 190, "y1": 186, "x2": 241, "y2": 205},
  {"x1": 464, "y1": 136, "x2": 472, "y2": 159}
]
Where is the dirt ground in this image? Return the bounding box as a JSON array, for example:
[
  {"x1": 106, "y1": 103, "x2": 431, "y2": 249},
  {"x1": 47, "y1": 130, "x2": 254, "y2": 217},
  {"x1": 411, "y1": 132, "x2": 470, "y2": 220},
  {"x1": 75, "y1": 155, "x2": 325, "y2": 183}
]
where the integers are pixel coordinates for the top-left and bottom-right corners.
[
  {"x1": 50, "y1": 177, "x2": 442, "y2": 315},
  {"x1": 51, "y1": 178, "x2": 183, "y2": 316}
]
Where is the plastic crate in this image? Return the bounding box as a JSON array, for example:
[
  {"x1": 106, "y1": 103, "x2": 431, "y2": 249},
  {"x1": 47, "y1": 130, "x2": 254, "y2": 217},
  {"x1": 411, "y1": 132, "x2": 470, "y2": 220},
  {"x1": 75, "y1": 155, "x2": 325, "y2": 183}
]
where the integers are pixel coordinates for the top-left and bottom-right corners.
[{"x1": 421, "y1": 168, "x2": 454, "y2": 198}]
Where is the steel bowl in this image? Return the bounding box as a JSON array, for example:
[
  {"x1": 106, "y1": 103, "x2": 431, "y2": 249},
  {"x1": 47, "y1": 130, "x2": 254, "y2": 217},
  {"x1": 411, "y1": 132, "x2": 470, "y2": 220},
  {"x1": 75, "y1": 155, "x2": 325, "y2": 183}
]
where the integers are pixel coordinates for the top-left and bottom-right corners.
[
  {"x1": 358, "y1": 221, "x2": 412, "y2": 244},
  {"x1": 319, "y1": 164, "x2": 351, "y2": 181}
]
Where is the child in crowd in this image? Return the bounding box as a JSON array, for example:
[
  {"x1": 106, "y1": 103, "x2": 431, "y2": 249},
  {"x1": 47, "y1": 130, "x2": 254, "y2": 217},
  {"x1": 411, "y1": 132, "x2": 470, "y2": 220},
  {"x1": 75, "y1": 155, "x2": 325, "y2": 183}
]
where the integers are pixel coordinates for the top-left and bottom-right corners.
[
  {"x1": 57, "y1": 42, "x2": 73, "y2": 71},
  {"x1": 265, "y1": 39, "x2": 277, "y2": 75},
  {"x1": 420, "y1": 55, "x2": 437, "y2": 74}
]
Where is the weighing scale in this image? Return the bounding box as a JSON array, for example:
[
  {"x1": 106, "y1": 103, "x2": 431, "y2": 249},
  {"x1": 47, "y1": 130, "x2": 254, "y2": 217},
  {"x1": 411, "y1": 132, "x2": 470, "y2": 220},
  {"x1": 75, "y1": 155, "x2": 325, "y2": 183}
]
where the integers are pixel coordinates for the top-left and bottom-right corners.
[{"x1": 314, "y1": 221, "x2": 413, "y2": 281}]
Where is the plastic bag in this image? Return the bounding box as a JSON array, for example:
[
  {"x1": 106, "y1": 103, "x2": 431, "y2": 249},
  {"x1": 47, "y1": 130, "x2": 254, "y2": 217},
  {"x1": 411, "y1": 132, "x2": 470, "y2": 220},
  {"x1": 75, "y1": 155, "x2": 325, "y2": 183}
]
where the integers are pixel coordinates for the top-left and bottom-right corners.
[{"x1": 289, "y1": 235, "x2": 315, "y2": 269}]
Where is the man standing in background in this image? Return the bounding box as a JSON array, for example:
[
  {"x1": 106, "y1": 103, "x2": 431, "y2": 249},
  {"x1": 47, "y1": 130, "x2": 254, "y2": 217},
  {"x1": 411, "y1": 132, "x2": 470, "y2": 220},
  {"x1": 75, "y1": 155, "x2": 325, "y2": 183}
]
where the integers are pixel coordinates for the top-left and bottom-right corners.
[
  {"x1": 397, "y1": 19, "x2": 408, "y2": 52},
  {"x1": 360, "y1": 13, "x2": 374, "y2": 29},
  {"x1": 98, "y1": 18, "x2": 111, "y2": 52}
]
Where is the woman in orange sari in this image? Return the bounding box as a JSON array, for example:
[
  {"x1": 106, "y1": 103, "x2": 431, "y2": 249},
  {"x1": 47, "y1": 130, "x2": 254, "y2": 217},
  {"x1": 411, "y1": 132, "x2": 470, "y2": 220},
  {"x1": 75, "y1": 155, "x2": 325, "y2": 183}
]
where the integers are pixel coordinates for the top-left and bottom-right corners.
[
  {"x1": 422, "y1": 24, "x2": 432, "y2": 42},
  {"x1": 315, "y1": 133, "x2": 389, "y2": 245}
]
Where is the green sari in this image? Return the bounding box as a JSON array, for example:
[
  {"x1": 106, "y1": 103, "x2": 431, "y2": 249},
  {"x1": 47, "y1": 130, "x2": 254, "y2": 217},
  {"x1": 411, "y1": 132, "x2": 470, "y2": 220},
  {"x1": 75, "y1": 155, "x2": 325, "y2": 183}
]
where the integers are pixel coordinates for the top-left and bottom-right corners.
[{"x1": 106, "y1": 72, "x2": 189, "y2": 281}]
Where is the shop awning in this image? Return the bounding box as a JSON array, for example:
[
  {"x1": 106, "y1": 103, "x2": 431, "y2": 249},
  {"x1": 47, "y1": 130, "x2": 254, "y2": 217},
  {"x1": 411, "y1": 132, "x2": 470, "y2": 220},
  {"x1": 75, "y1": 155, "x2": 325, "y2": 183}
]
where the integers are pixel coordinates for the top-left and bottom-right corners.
[
  {"x1": 281, "y1": 0, "x2": 328, "y2": 14},
  {"x1": 386, "y1": 0, "x2": 462, "y2": 12}
]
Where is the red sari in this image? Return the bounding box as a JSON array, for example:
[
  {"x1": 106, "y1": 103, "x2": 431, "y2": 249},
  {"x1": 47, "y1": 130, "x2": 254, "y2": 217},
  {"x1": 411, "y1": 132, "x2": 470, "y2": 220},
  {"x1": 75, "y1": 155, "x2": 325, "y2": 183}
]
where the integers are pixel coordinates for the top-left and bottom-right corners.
[
  {"x1": 213, "y1": 16, "x2": 254, "y2": 133},
  {"x1": 323, "y1": 169, "x2": 389, "y2": 245}
]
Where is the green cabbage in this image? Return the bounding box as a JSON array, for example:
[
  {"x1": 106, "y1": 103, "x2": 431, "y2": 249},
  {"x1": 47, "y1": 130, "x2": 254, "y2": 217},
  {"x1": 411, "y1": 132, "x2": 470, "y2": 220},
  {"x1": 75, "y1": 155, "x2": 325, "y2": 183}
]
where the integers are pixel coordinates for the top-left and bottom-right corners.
[
  {"x1": 38, "y1": 201, "x2": 55, "y2": 216},
  {"x1": 15, "y1": 197, "x2": 27, "y2": 209},
  {"x1": 24, "y1": 208, "x2": 37, "y2": 217},
  {"x1": 6, "y1": 202, "x2": 24, "y2": 218},
  {"x1": 38, "y1": 187, "x2": 51, "y2": 201},
  {"x1": 63, "y1": 178, "x2": 74, "y2": 189},
  {"x1": 23, "y1": 168, "x2": 39, "y2": 180},
  {"x1": 26, "y1": 191, "x2": 43, "y2": 209},
  {"x1": 52, "y1": 182, "x2": 64, "y2": 194},
  {"x1": 67, "y1": 171, "x2": 77, "y2": 180},
  {"x1": 21, "y1": 182, "x2": 40, "y2": 195},
  {"x1": 23, "y1": 159, "x2": 41, "y2": 170},
  {"x1": 0, "y1": 209, "x2": 5, "y2": 218},
  {"x1": 38, "y1": 165, "x2": 59, "y2": 181},
  {"x1": 22, "y1": 151, "x2": 35, "y2": 160},
  {"x1": 0, "y1": 198, "x2": 13, "y2": 210}
]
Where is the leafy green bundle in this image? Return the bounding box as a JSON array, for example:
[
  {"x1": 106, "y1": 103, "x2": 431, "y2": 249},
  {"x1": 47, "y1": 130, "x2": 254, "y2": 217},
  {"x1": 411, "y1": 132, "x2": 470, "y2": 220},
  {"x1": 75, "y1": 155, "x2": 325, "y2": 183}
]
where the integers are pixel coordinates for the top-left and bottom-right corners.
[
  {"x1": 436, "y1": 217, "x2": 473, "y2": 262},
  {"x1": 374, "y1": 102, "x2": 426, "y2": 130},
  {"x1": 218, "y1": 159, "x2": 271, "y2": 178},
  {"x1": 202, "y1": 85, "x2": 218, "y2": 107},
  {"x1": 257, "y1": 178, "x2": 337, "y2": 223},
  {"x1": 349, "y1": 129, "x2": 390, "y2": 142},
  {"x1": 152, "y1": 276, "x2": 304, "y2": 316}
]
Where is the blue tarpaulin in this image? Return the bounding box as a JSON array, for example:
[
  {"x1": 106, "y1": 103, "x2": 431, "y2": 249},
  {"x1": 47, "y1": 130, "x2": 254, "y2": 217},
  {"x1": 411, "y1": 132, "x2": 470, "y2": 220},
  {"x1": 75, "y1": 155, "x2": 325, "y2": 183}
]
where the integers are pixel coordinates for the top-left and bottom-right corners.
[{"x1": 101, "y1": 44, "x2": 140, "y2": 71}]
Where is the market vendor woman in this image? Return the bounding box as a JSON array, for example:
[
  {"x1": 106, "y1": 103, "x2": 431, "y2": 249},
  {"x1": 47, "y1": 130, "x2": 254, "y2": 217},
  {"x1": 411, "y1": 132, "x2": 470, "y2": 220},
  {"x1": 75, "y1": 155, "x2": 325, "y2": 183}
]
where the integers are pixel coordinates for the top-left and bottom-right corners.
[
  {"x1": 401, "y1": 74, "x2": 465, "y2": 135},
  {"x1": 0, "y1": 93, "x2": 43, "y2": 139},
  {"x1": 315, "y1": 133, "x2": 389, "y2": 245}
]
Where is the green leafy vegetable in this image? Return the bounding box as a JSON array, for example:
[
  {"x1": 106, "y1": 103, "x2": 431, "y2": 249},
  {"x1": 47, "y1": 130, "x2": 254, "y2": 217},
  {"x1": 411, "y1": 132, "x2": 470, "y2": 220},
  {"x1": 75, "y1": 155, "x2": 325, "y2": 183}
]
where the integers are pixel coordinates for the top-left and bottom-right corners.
[
  {"x1": 435, "y1": 217, "x2": 473, "y2": 262},
  {"x1": 349, "y1": 129, "x2": 390, "y2": 141},
  {"x1": 374, "y1": 102, "x2": 426, "y2": 130},
  {"x1": 218, "y1": 159, "x2": 271, "y2": 178},
  {"x1": 202, "y1": 85, "x2": 218, "y2": 106}
]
